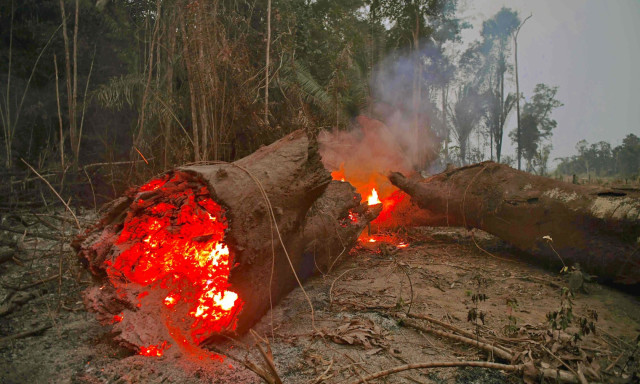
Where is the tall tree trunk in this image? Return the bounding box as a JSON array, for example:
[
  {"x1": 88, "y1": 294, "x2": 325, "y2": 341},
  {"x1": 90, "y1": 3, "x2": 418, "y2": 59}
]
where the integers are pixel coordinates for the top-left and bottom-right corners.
[
  {"x1": 515, "y1": 15, "x2": 532, "y2": 170},
  {"x1": 264, "y1": 0, "x2": 271, "y2": 125},
  {"x1": 72, "y1": 0, "x2": 79, "y2": 160},
  {"x1": 54, "y1": 54, "x2": 64, "y2": 169},
  {"x1": 412, "y1": 8, "x2": 421, "y2": 168},
  {"x1": 180, "y1": 11, "x2": 200, "y2": 162},
  {"x1": 497, "y1": 66, "x2": 504, "y2": 163},
  {"x1": 59, "y1": 0, "x2": 76, "y2": 163},
  {"x1": 515, "y1": 37, "x2": 521, "y2": 170},
  {"x1": 163, "y1": 14, "x2": 176, "y2": 169},
  {"x1": 442, "y1": 85, "x2": 448, "y2": 162}
]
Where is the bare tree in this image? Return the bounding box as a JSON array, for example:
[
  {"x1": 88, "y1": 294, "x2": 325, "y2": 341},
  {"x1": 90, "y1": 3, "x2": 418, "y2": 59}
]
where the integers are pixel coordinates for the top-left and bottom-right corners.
[{"x1": 514, "y1": 14, "x2": 532, "y2": 170}]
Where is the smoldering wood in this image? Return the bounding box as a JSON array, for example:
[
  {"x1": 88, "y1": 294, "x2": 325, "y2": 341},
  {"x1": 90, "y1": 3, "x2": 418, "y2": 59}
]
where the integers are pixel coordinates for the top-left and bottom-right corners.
[
  {"x1": 389, "y1": 161, "x2": 640, "y2": 284},
  {"x1": 301, "y1": 180, "x2": 382, "y2": 275},
  {"x1": 75, "y1": 129, "x2": 380, "y2": 350}
]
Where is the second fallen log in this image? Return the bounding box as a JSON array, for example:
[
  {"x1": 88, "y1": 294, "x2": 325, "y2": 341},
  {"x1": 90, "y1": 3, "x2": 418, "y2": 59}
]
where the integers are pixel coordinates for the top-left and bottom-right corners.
[{"x1": 389, "y1": 161, "x2": 640, "y2": 284}]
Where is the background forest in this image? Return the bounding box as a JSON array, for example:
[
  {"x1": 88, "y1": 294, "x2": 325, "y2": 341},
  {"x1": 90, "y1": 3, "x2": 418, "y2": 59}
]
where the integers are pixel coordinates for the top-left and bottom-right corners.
[{"x1": 1, "y1": 0, "x2": 638, "y2": 207}]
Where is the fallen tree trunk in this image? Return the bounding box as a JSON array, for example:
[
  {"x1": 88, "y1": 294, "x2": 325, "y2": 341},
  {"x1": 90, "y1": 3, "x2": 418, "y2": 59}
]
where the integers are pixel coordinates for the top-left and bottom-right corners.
[
  {"x1": 301, "y1": 180, "x2": 382, "y2": 275},
  {"x1": 389, "y1": 161, "x2": 640, "y2": 284},
  {"x1": 74, "y1": 130, "x2": 379, "y2": 353}
]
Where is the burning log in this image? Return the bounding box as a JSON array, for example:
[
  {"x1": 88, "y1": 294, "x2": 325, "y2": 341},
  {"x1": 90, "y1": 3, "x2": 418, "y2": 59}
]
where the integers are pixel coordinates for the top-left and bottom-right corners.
[
  {"x1": 75, "y1": 130, "x2": 379, "y2": 354},
  {"x1": 389, "y1": 161, "x2": 640, "y2": 284},
  {"x1": 302, "y1": 181, "x2": 382, "y2": 274}
]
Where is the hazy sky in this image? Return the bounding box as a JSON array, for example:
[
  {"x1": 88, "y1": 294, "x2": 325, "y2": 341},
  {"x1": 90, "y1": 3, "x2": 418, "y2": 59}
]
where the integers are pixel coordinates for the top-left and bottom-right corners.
[{"x1": 458, "y1": 0, "x2": 640, "y2": 162}]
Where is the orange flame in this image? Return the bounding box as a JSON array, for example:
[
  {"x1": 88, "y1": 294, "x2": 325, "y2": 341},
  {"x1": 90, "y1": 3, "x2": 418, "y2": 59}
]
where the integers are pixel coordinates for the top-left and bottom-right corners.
[{"x1": 367, "y1": 188, "x2": 381, "y2": 205}]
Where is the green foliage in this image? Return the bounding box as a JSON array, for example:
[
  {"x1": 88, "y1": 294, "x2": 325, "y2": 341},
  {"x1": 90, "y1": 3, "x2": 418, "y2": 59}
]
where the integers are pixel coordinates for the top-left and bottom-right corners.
[
  {"x1": 509, "y1": 83, "x2": 563, "y2": 174},
  {"x1": 467, "y1": 274, "x2": 488, "y2": 341},
  {"x1": 503, "y1": 297, "x2": 519, "y2": 336},
  {"x1": 546, "y1": 287, "x2": 574, "y2": 331},
  {"x1": 556, "y1": 134, "x2": 640, "y2": 179},
  {"x1": 449, "y1": 84, "x2": 485, "y2": 164}
]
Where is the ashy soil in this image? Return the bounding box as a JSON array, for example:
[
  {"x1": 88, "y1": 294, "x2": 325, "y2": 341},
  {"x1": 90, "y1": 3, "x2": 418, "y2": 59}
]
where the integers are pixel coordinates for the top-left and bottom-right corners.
[{"x1": 1, "y1": 212, "x2": 639, "y2": 383}]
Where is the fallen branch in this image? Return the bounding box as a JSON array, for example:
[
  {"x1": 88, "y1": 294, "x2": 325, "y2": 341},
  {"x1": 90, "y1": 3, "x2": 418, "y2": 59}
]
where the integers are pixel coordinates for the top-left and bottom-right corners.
[
  {"x1": 20, "y1": 158, "x2": 81, "y2": 229},
  {"x1": 0, "y1": 247, "x2": 14, "y2": 264},
  {"x1": 407, "y1": 312, "x2": 512, "y2": 355},
  {"x1": 0, "y1": 291, "x2": 35, "y2": 317},
  {"x1": 1, "y1": 274, "x2": 61, "y2": 291},
  {"x1": 348, "y1": 361, "x2": 522, "y2": 384},
  {"x1": 0, "y1": 224, "x2": 62, "y2": 241},
  {"x1": 400, "y1": 317, "x2": 513, "y2": 361},
  {"x1": 349, "y1": 361, "x2": 580, "y2": 384},
  {"x1": 0, "y1": 324, "x2": 52, "y2": 344}
]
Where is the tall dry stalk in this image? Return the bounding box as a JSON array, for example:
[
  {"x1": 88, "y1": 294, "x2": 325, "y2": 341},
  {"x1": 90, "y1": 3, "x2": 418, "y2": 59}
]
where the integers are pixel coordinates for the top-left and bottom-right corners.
[
  {"x1": 1, "y1": 0, "x2": 60, "y2": 168},
  {"x1": 135, "y1": 0, "x2": 162, "y2": 147},
  {"x1": 54, "y1": 54, "x2": 65, "y2": 169},
  {"x1": 264, "y1": 0, "x2": 272, "y2": 125},
  {"x1": 1, "y1": 0, "x2": 15, "y2": 168},
  {"x1": 58, "y1": 0, "x2": 81, "y2": 165}
]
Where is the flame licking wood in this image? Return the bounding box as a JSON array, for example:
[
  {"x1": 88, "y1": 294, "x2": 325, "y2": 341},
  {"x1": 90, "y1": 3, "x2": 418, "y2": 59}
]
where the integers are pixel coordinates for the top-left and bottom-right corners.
[{"x1": 367, "y1": 188, "x2": 381, "y2": 206}]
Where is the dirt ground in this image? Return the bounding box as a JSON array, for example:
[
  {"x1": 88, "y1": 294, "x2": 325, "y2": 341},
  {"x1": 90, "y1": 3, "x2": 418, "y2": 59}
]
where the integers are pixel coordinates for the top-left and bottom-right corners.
[{"x1": 1, "y1": 212, "x2": 639, "y2": 383}]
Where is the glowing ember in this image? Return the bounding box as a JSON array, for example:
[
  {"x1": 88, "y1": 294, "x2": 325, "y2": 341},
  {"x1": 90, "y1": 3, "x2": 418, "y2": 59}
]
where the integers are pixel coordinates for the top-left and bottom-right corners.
[
  {"x1": 397, "y1": 242, "x2": 408, "y2": 248},
  {"x1": 348, "y1": 211, "x2": 358, "y2": 223},
  {"x1": 368, "y1": 238, "x2": 376, "y2": 243},
  {"x1": 138, "y1": 178, "x2": 165, "y2": 192},
  {"x1": 111, "y1": 313, "x2": 124, "y2": 323},
  {"x1": 367, "y1": 188, "x2": 381, "y2": 205},
  {"x1": 107, "y1": 176, "x2": 244, "y2": 345},
  {"x1": 139, "y1": 341, "x2": 171, "y2": 357},
  {"x1": 164, "y1": 293, "x2": 180, "y2": 308}
]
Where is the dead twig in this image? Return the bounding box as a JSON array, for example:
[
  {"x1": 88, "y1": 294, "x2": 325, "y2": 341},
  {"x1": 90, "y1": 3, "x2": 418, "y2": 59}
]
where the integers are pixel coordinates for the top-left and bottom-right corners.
[
  {"x1": 0, "y1": 247, "x2": 14, "y2": 264},
  {"x1": 2, "y1": 273, "x2": 60, "y2": 291},
  {"x1": 605, "y1": 353, "x2": 623, "y2": 372},
  {"x1": 576, "y1": 362, "x2": 589, "y2": 384},
  {"x1": 20, "y1": 158, "x2": 80, "y2": 229},
  {"x1": 251, "y1": 330, "x2": 283, "y2": 384},
  {"x1": 0, "y1": 224, "x2": 61, "y2": 241},
  {"x1": 540, "y1": 344, "x2": 581, "y2": 380},
  {"x1": 0, "y1": 291, "x2": 35, "y2": 317},
  {"x1": 329, "y1": 267, "x2": 360, "y2": 310},
  {"x1": 309, "y1": 357, "x2": 334, "y2": 384},
  {"x1": 387, "y1": 251, "x2": 414, "y2": 316}
]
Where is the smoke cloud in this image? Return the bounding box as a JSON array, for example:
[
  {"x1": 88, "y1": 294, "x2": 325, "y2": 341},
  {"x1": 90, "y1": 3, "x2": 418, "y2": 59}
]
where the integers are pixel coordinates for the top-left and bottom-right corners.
[{"x1": 319, "y1": 48, "x2": 444, "y2": 199}]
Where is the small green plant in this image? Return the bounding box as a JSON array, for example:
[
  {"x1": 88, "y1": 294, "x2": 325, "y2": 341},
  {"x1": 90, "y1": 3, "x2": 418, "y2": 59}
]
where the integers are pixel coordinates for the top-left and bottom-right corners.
[
  {"x1": 503, "y1": 297, "x2": 519, "y2": 336},
  {"x1": 546, "y1": 287, "x2": 598, "y2": 341},
  {"x1": 467, "y1": 274, "x2": 488, "y2": 341},
  {"x1": 546, "y1": 286, "x2": 574, "y2": 331},
  {"x1": 622, "y1": 334, "x2": 640, "y2": 375}
]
